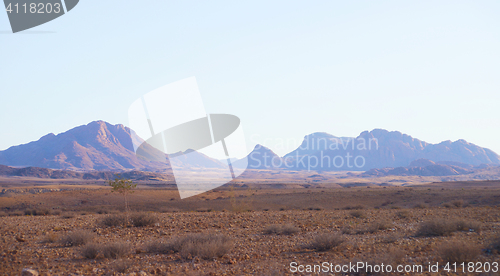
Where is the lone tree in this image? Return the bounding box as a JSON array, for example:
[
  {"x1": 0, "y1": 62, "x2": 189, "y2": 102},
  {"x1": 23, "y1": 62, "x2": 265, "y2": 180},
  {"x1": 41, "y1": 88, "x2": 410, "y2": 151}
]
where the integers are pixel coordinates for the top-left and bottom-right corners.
[{"x1": 108, "y1": 174, "x2": 136, "y2": 221}]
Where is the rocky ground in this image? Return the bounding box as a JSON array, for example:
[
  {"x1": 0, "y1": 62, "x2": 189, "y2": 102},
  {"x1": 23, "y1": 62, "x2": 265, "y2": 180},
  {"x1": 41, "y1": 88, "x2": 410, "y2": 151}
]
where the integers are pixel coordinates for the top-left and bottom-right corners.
[{"x1": 1, "y1": 205, "x2": 500, "y2": 276}]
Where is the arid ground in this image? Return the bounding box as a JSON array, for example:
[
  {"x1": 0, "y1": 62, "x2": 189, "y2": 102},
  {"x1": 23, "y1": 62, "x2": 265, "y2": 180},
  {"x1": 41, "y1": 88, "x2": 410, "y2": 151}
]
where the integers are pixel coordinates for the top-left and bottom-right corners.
[{"x1": 1, "y1": 180, "x2": 500, "y2": 275}]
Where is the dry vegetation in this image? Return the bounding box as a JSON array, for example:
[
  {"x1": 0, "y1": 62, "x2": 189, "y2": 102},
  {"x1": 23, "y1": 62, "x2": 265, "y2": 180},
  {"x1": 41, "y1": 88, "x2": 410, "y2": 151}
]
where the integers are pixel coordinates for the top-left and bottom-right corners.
[{"x1": 0, "y1": 183, "x2": 500, "y2": 275}]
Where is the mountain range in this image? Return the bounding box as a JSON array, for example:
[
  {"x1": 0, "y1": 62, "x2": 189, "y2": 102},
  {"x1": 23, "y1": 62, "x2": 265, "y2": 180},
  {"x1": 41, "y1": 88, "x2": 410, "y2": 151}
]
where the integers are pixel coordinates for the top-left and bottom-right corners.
[{"x1": 0, "y1": 121, "x2": 499, "y2": 173}]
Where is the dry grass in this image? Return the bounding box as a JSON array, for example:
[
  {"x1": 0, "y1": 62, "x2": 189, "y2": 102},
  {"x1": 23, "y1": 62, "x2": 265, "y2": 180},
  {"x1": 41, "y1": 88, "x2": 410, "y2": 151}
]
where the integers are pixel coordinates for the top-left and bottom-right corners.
[
  {"x1": 61, "y1": 212, "x2": 75, "y2": 219},
  {"x1": 59, "y1": 230, "x2": 93, "y2": 247},
  {"x1": 396, "y1": 210, "x2": 410, "y2": 218},
  {"x1": 80, "y1": 243, "x2": 101, "y2": 259},
  {"x1": 110, "y1": 259, "x2": 132, "y2": 273},
  {"x1": 416, "y1": 220, "x2": 455, "y2": 237},
  {"x1": 24, "y1": 208, "x2": 51, "y2": 216},
  {"x1": 413, "y1": 203, "x2": 429, "y2": 209},
  {"x1": 350, "y1": 210, "x2": 365, "y2": 218},
  {"x1": 146, "y1": 234, "x2": 232, "y2": 260},
  {"x1": 102, "y1": 242, "x2": 132, "y2": 259},
  {"x1": 41, "y1": 233, "x2": 59, "y2": 244},
  {"x1": 306, "y1": 233, "x2": 345, "y2": 252},
  {"x1": 130, "y1": 212, "x2": 158, "y2": 227},
  {"x1": 100, "y1": 214, "x2": 127, "y2": 227},
  {"x1": 363, "y1": 220, "x2": 392, "y2": 234},
  {"x1": 439, "y1": 241, "x2": 481, "y2": 263},
  {"x1": 415, "y1": 219, "x2": 482, "y2": 237},
  {"x1": 263, "y1": 224, "x2": 299, "y2": 235}
]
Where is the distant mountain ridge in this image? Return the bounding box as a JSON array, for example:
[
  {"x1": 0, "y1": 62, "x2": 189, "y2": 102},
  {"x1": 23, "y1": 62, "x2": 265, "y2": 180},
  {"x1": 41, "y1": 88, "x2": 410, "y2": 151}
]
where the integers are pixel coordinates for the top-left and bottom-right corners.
[
  {"x1": 0, "y1": 121, "x2": 224, "y2": 172},
  {"x1": 0, "y1": 121, "x2": 498, "y2": 172},
  {"x1": 265, "y1": 130, "x2": 500, "y2": 171}
]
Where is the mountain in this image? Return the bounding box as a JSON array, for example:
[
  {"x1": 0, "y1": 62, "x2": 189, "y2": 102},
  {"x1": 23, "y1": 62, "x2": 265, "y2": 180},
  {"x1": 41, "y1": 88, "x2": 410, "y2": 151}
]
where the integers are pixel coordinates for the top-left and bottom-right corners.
[
  {"x1": 233, "y1": 144, "x2": 282, "y2": 169},
  {"x1": 363, "y1": 159, "x2": 476, "y2": 177},
  {"x1": 0, "y1": 164, "x2": 173, "y2": 181},
  {"x1": 282, "y1": 130, "x2": 500, "y2": 171},
  {"x1": 1, "y1": 122, "x2": 498, "y2": 173},
  {"x1": 0, "y1": 121, "x2": 224, "y2": 171}
]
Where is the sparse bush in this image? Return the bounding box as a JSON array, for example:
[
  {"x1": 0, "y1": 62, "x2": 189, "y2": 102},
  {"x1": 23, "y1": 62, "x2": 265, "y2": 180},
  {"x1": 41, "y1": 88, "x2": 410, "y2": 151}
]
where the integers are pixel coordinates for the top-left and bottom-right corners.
[
  {"x1": 146, "y1": 234, "x2": 232, "y2": 260},
  {"x1": 442, "y1": 202, "x2": 453, "y2": 208},
  {"x1": 146, "y1": 239, "x2": 182, "y2": 254},
  {"x1": 344, "y1": 205, "x2": 365, "y2": 210},
  {"x1": 263, "y1": 224, "x2": 299, "y2": 235},
  {"x1": 100, "y1": 214, "x2": 127, "y2": 227},
  {"x1": 350, "y1": 210, "x2": 365, "y2": 218},
  {"x1": 396, "y1": 210, "x2": 410, "y2": 219},
  {"x1": 59, "y1": 230, "x2": 93, "y2": 247},
  {"x1": 439, "y1": 241, "x2": 481, "y2": 263},
  {"x1": 111, "y1": 259, "x2": 132, "y2": 273},
  {"x1": 306, "y1": 233, "x2": 345, "y2": 252},
  {"x1": 452, "y1": 200, "x2": 464, "y2": 208},
  {"x1": 96, "y1": 209, "x2": 109, "y2": 214},
  {"x1": 180, "y1": 234, "x2": 232, "y2": 260},
  {"x1": 130, "y1": 212, "x2": 158, "y2": 227},
  {"x1": 379, "y1": 234, "x2": 399, "y2": 244},
  {"x1": 41, "y1": 233, "x2": 59, "y2": 243},
  {"x1": 102, "y1": 242, "x2": 132, "y2": 259},
  {"x1": 61, "y1": 212, "x2": 75, "y2": 219},
  {"x1": 416, "y1": 220, "x2": 456, "y2": 237},
  {"x1": 454, "y1": 220, "x2": 482, "y2": 233},
  {"x1": 9, "y1": 210, "x2": 23, "y2": 216},
  {"x1": 366, "y1": 220, "x2": 392, "y2": 233},
  {"x1": 80, "y1": 243, "x2": 102, "y2": 259},
  {"x1": 413, "y1": 203, "x2": 429, "y2": 209},
  {"x1": 24, "y1": 208, "x2": 51, "y2": 216}
]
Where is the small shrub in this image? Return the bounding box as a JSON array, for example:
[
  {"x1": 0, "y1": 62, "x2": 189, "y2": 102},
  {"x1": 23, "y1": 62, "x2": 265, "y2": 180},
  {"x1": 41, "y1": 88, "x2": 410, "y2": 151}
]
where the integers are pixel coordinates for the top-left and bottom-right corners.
[
  {"x1": 96, "y1": 209, "x2": 109, "y2": 214},
  {"x1": 80, "y1": 243, "x2": 102, "y2": 259},
  {"x1": 59, "y1": 230, "x2": 93, "y2": 247},
  {"x1": 306, "y1": 233, "x2": 345, "y2": 252},
  {"x1": 100, "y1": 214, "x2": 127, "y2": 227},
  {"x1": 263, "y1": 224, "x2": 299, "y2": 235},
  {"x1": 61, "y1": 212, "x2": 75, "y2": 219},
  {"x1": 379, "y1": 234, "x2": 399, "y2": 244},
  {"x1": 41, "y1": 233, "x2": 59, "y2": 243},
  {"x1": 350, "y1": 210, "x2": 365, "y2": 218},
  {"x1": 454, "y1": 220, "x2": 482, "y2": 233},
  {"x1": 102, "y1": 242, "x2": 132, "y2": 259},
  {"x1": 130, "y1": 212, "x2": 158, "y2": 227},
  {"x1": 146, "y1": 239, "x2": 182, "y2": 254},
  {"x1": 416, "y1": 220, "x2": 456, "y2": 237},
  {"x1": 413, "y1": 203, "x2": 429, "y2": 209},
  {"x1": 365, "y1": 220, "x2": 392, "y2": 233},
  {"x1": 9, "y1": 210, "x2": 23, "y2": 216},
  {"x1": 441, "y1": 202, "x2": 453, "y2": 208},
  {"x1": 396, "y1": 210, "x2": 410, "y2": 219},
  {"x1": 111, "y1": 259, "x2": 132, "y2": 273},
  {"x1": 452, "y1": 200, "x2": 464, "y2": 208},
  {"x1": 146, "y1": 234, "x2": 232, "y2": 260},
  {"x1": 180, "y1": 234, "x2": 232, "y2": 260},
  {"x1": 439, "y1": 241, "x2": 481, "y2": 263},
  {"x1": 24, "y1": 208, "x2": 51, "y2": 216}
]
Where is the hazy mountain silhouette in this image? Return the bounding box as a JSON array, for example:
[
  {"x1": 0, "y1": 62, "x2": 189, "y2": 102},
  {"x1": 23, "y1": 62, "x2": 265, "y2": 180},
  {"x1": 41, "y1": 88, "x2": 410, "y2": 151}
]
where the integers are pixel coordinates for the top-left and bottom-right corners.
[
  {"x1": 0, "y1": 122, "x2": 498, "y2": 173},
  {"x1": 0, "y1": 121, "x2": 224, "y2": 171},
  {"x1": 281, "y1": 130, "x2": 500, "y2": 171}
]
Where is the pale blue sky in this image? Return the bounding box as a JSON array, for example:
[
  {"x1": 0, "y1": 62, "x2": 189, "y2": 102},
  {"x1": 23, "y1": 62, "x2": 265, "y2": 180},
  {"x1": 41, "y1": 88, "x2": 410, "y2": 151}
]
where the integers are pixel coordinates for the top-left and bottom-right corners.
[{"x1": 1, "y1": 0, "x2": 499, "y2": 156}]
